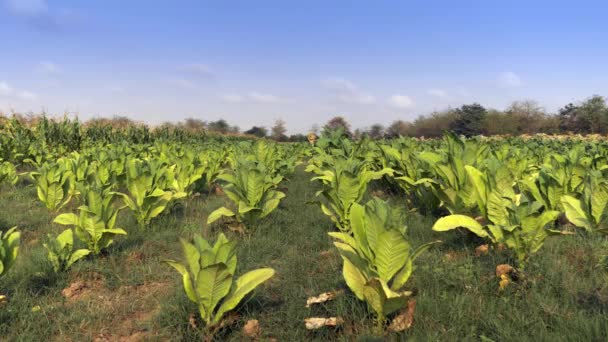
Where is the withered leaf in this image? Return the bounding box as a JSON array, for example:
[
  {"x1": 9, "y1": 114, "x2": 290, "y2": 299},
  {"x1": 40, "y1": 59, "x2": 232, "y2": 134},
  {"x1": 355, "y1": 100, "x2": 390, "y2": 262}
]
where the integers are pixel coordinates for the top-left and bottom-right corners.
[{"x1": 304, "y1": 317, "x2": 344, "y2": 330}]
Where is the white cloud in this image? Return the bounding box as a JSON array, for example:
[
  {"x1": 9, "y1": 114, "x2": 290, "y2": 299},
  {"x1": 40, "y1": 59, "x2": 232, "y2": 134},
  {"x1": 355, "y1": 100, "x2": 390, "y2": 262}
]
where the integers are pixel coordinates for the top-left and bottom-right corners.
[
  {"x1": 427, "y1": 88, "x2": 450, "y2": 100},
  {"x1": 178, "y1": 63, "x2": 214, "y2": 77},
  {"x1": 6, "y1": 0, "x2": 48, "y2": 15},
  {"x1": 37, "y1": 61, "x2": 60, "y2": 74},
  {"x1": 321, "y1": 77, "x2": 375, "y2": 104},
  {"x1": 17, "y1": 90, "x2": 36, "y2": 100},
  {"x1": 0, "y1": 81, "x2": 36, "y2": 100},
  {"x1": 497, "y1": 71, "x2": 523, "y2": 87},
  {"x1": 388, "y1": 95, "x2": 415, "y2": 109},
  {"x1": 221, "y1": 94, "x2": 244, "y2": 103},
  {"x1": 248, "y1": 92, "x2": 281, "y2": 104},
  {"x1": 0, "y1": 82, "x2": 12, "y2": 96},
  {"x1": 167, "y1": 78, "x2": 196, "y2": 90},
  {"x1": 221, "y1": 92, "x2": 283, "y2": 104},
  {"x1": 6, "y1": 0, "x2": 83, "y2": 31}
]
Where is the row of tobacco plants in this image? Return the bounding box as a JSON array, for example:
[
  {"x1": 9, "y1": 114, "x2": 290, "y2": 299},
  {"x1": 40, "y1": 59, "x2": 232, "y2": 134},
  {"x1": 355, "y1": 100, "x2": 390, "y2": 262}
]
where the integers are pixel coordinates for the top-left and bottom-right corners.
[{"x1": 2, "y1": 116, "x2": 608, "y2": 338}]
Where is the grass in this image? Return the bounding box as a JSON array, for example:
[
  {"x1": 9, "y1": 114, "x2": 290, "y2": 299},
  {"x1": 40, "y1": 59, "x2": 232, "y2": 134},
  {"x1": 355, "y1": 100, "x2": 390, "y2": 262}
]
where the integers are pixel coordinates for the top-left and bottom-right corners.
[{"x1": 1, "y1": 167, "x2": 608, "y2": 341}]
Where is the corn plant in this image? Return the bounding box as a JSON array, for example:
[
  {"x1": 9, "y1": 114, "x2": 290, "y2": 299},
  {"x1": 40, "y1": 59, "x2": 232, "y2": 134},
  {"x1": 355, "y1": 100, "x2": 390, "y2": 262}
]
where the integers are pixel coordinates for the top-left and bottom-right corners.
[
  {"x1": 54, "y1": 188, "x2": 127, "y2": 255},
  {"x1": 207, "y1": 158, "x2": 285, "y2": 226},
  {"x1": 165, "y1": 233, "x2": 275, "y2": 336},
  {"x1": 329, "y1": 199, "x2": 438, "y2": 333},
  {"x1": 43, "y1": 229, "x2": 91, "y2": 272},
  {"x1": 0, "y1": 227, "x2": 20, "y2": 278}
]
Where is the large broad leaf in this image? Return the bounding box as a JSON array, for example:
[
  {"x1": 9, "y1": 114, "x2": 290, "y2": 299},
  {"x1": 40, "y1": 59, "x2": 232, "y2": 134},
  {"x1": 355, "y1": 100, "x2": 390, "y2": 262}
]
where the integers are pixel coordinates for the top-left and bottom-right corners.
[
  {"x1": 213, "y1": 268, "x2": 275, "y2": 324},
  {"x1": 66, "y1": 249, "x2": 91, "y2": 269},
  {"x1": 341, "y1": 256, "x2": 367, "y2": 301},
  {"x1": 487, "y1": 192, "x2": 509, "y2": 226},
  {"x1": 46, "y1": 183, "x2": 65, "y2": 210},
  {"x1": 207, "y1": 207, "x2": 236, "y2": 224},
  {"x1": 181, "y1": 239, "x2": 201, "y2": 275},
  {"x1": 54, "y1": 213, "x2": 79, "y2": 226},
  {"x1": 337, "y1": 172, "x2": 362, "y2": 209},
  {"x1": 196, "y1": 263, "x2": 233, "y2": 322},
  {"x1": 432, "y1": 215, "x2": 488, "y2": 238},
  {"x1": 165, "y1": 260, "x2": 198, "y2": 303},
  {"x1": 561, "y1": 195, "x2": 592, "y2": 230},
  {"x1": 391, "y1": 240, "x2": 440, "y2": 290},
  {"x1": 465, "y1": 165, "x2": 488, "y2": 216},
  {"x1": 349, "y1": 203, "x2": 370, "y2": 257},
  {"x1": 591, "y1": 187, "x2": 608, "y2": 227},
  {"x1": 374, "y1": 230, "x2": 410, "y2": 282},
  {"x1": 245, "y1": 169, "x2": 265, "y2": 206}
]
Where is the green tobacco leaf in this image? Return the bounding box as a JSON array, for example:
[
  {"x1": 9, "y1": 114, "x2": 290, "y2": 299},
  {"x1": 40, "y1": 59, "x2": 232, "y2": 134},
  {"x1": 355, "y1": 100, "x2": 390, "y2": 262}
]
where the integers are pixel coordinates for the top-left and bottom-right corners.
[
  {"x1": 432, "y1": 215, "x2": 488, "y2": 238},
  {"x1": 213, "y1": 268, "x2": 275, "y2": 324},
  {"x1": 207, "y1": 207, "x2": 236, "y2": 224},
  {"x1": 561, "y1": 195, "x2": 592, "y2": 230}
]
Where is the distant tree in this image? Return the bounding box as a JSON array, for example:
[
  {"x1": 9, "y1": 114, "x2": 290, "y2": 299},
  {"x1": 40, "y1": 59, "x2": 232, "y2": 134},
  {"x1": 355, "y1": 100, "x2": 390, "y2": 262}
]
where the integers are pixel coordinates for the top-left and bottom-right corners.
[
  {"x1": 229, "y1": 125, "x2": 240, "y2": 134},
  {"x1": 449, "y1": 103, "x2": 487, "y2": 137},
  {"x1": 578, "y1": 95, "x2": 608, "y2": 134},
  {"x1": 558, "y1": 103, "x2": 579, "y2": 132},
  {"x1": 411, "y1": 110, "x2": 457, "y2": 137},
  {"x1": 244, "y1": 126, "x2": 268, "y2": 138},
  {"x1": 504, "y1": 100, "x2": 546, "y2": 134},
  {"x1": 287, "y1": 134, "x2": 307, "y2": 142},
  {"x1": 182, "y1": 117, "x2": 207, "y2": 131},
  {"x1": 386, "y1": 120, "x2": 412, "y2": 138},
  {"x1": 367, "y1": 124, "x2": 385, "y2": 139},
  {"x1": 271, "y1": 119, "x2": 288, "y2": 141},
  {"x1": 484, "y1": 109, "x2": 519, "y2": 135},
  {"x1": 207, "y1": 119, "x2": 231, "y2": 134},
  {"x1": 322, "y1": 116, "x2": 352, "y2": 137}
]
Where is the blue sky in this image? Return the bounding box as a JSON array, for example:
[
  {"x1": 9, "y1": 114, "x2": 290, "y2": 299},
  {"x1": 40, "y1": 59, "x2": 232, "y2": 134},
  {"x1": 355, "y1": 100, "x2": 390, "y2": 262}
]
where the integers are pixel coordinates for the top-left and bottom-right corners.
[{"x1": 1, "y1": 0, "x2": 608, "y2": 133}]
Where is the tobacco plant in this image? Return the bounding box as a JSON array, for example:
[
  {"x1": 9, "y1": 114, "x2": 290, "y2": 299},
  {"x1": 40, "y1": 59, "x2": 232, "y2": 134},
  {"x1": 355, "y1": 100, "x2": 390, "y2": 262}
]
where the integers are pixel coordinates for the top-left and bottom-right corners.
[
  {"x1": 0, "y1": 227, "x2": 20, "y2": 278},
  {"x1": 165, "y1": 233, "x2": 275, "y2": 336},
  {"x1": 115, "y1": 158, "x2": 181, "y2": 228},
  {"x1": 54, "y1": 187, "x2": 127, "y2": 255},
  {"x1": 329, "y1": 199, "x2": 438, "y2": 333},
  {"x1": 207, "y1": 158, "x2": 285, "y2": 226},
  {"x1": 43, "y1": 229, "x2": 91, "y2": 272}
]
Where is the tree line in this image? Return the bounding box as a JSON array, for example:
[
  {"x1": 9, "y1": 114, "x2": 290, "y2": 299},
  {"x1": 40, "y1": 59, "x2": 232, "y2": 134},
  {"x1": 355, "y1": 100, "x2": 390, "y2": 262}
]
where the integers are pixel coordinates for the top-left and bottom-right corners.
[{"x1": 3, "y1": 94, "x2": 607, "y2": 141}]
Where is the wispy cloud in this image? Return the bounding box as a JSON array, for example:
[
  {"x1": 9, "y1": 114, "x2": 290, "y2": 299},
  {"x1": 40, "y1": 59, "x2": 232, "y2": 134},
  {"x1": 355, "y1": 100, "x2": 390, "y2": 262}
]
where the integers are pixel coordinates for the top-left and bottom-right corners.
[
  {"x1": 178, "y1": 63, "x2": 214, "y2": 78},
  {"x1": 167, "y1": 78, "x2": 197, "y2": 90},
  {"x1": 0, "y1": 81, "x2": 37, "y2": 100},
  {"x1": 388, "y1": 95, "x2": 415, "y2": 109},
  {"x1": 37, "y1": 61, "x2": 61, "y2": 74},
  {"x1": 497, "y1": 71, "x2": 523, "y2": 88},
  {"x1": 221, "y1": 94, "x2": 244, "y2": 103},
  {"x1": 427, "y1": 88, "x2": 450, "y2": 100},
  {"x1": 248, "y1": 92, "x2": 281, "y2": 104},
  {"x1": 5, "y1": 0, "x2": 83, "y2": 31},
  {"x1": 221, "y1": 92, "x2": 284, "y2": 104},
  {"x1": 5, "y1": 0, "x2": 47, "y2": 15},
  {"x1": 321, "y1": 77, "x2": 375, "y2": 104}
]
